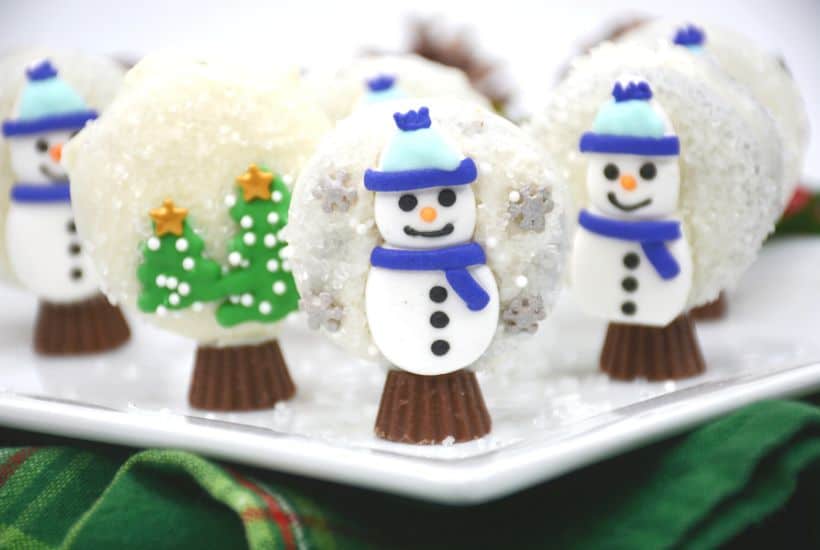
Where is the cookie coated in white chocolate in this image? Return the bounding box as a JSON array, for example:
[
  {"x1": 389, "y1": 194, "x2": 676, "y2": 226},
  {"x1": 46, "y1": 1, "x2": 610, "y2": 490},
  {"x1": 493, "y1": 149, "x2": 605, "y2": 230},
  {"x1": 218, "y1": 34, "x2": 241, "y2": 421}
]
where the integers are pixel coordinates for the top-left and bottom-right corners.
[
  {"x1": 63, "y1": 54, "x2": 330, "y2": 345},
  {"x1": 527, "y1": 42, "x2": 784, "y2": 309}
]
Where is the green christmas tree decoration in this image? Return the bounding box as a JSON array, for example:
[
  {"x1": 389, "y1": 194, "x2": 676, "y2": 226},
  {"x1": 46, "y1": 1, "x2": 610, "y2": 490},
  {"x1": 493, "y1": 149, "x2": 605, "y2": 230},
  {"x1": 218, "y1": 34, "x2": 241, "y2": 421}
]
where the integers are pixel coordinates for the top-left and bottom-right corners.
[
  {"x1": 137, "y1": 199, "x2": 224, "y2": 314},
  {"x1": 215, "y1": 164, "x2": 300, "y2": 328}
]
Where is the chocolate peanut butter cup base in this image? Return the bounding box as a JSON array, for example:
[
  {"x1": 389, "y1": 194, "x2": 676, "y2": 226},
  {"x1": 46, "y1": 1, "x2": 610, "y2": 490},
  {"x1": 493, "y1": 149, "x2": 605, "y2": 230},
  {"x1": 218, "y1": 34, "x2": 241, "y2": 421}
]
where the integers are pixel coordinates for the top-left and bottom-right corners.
[
  {"x1": 34, "y1": 294, "x2": 130, "y2": 356},
  {"x1": 189, "y1": 339, "x2": 295, "y2": 411},
  {"x1": 600, "y1": 314, "x2": 706, "y2": 381},
  {"x1": 375, "y1": 368, "x2": 491, "y2": 444},
  {"x1": 690, "y1": 291, "x2": 728, "y2": 321}
]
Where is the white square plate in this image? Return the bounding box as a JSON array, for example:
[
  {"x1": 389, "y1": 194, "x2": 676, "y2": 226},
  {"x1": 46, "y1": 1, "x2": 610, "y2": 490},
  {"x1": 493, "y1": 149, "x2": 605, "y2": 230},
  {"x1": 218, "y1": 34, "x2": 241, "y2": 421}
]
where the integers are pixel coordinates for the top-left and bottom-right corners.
[{"x1": 0, "y1": 237, "x2": 819, "y2": 504}]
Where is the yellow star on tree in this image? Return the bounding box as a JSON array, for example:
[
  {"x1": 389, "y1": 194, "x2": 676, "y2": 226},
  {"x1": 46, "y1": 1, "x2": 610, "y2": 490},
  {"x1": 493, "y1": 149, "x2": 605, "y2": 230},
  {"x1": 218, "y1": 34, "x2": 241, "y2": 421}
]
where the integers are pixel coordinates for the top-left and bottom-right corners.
[
  {"x1": 149, "y1": 198, "x2": 188, "y2": 237},
  {"x1": 236, "y1": 164, "x2": 273, "y2": 201}
]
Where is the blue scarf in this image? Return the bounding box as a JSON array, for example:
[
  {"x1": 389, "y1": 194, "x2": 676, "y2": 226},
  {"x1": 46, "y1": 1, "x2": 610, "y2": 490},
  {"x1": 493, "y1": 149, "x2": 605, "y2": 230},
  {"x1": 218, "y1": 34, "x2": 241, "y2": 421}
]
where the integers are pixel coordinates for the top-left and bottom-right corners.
[
  {"x1": 578, "y1": 209, "x2": 681, "y2": 280},
  {"x1": 11, "y1": 182, "x2": 71, "y2": 204},
  {"x1": 370, "y1": 242, "x2": 490, "y2": 311}
]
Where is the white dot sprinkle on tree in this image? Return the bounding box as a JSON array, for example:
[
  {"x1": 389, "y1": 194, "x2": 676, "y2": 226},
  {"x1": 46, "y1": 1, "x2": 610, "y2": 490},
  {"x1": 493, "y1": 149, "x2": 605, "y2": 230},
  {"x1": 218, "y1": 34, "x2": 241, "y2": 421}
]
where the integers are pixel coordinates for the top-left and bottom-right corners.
[
  {"x1": 147, "y1": 237, "x2": 160, "y2": 251},
  {"x1": 182, "y1": 257, "x2": 195, "y2": 270},
  {"x1": 259, "y1": 301, "x2": 272, "y2": 314},
  {"x1": 273, "y1": 281, "x2": 287, "y2": 295},
  {"x1": 264, "y1": 234, "x2": 277, "y2": 248},
  {"x1": 240, "y1": 215, "x2": 253, "y2": 229},
  {"x1": 175, "y1": 238, "x2": 189, "y2": 252}
]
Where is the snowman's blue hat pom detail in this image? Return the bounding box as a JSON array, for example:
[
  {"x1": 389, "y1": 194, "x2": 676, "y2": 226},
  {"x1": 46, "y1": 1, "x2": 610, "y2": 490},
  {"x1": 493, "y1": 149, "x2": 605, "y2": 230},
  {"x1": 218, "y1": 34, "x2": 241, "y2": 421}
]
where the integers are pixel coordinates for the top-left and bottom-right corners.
[
  {"x1": 2, "y1": 58, "x2": 98, "y2": 138},
  {"x1": 394, "y1": 107, "x2": 432, "y2": 131},
  {"x1": 367, "y1": 74, "x2": 396, "y2": 92},
  {"x1": 673, "y1": 24, "x2": 706, "y2": 47},
  {"x1": 364, "y1": 106, "x2": 477, "y2": 192},
  {"x1": 26, "y1": 59, "x2": 58, "y2": 81},
  {"x1": 612, "y1": 81, "x2": 652, "y2": 102}
]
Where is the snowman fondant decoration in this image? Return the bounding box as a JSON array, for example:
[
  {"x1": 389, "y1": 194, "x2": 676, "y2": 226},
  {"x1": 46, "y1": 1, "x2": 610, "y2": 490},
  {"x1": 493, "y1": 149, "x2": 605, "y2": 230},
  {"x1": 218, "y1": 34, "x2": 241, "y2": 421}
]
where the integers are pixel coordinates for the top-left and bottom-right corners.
[
  {"x1": 2, "y1": 59, "x2": 129, "y2": 354},
  {"x1": 572, "y1": 80, "x2": 692, "y2": 327},
  {"x1": 364, "y1": 107, "x2": 500, "y2": 375}
]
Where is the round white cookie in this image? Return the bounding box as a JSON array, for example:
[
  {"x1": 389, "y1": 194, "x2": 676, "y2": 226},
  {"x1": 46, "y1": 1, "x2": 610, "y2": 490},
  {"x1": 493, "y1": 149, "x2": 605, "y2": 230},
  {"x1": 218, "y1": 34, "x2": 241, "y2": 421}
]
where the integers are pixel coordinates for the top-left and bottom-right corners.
[
  {"x1": 527, "y1": 42, "x2": 784, "y2": 309},
  {"x1": 619, "y1": 20, "x2": 809, "y2": 206},
  {"x1": 304, "y1": 54, "x2": 490, "y2": 123},
  {"x1": 0, "y1": 49, "x2": 124, "y2": 286},
  {"x1": 63, "y1": 54, "x2": 330, "y2": 345},
  {"x1": 288, "y1": 99, "x2": 567, "y2": 371}
]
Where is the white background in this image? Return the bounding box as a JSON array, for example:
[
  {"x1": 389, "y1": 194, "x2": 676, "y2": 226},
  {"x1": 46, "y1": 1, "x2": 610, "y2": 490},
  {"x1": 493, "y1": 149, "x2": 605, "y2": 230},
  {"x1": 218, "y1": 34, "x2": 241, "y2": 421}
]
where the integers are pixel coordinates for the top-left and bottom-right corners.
[{"x1": 1, "y1": 0, "x2": 817, "y2": 182}]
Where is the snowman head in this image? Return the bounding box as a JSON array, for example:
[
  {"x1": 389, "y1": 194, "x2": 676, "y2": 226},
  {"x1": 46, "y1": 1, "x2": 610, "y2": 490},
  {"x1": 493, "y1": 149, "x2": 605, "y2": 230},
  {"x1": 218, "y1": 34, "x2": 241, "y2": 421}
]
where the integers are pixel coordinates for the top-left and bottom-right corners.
[
  {"x1": 365, "y1": 107, "x2": 478, "y2": 249},
  {"x1": 579, "y1": 80, "x2": 681, "y2": 220},
  {"x1": 2, "y1": 59, "x2": 97, "y2": 184}
]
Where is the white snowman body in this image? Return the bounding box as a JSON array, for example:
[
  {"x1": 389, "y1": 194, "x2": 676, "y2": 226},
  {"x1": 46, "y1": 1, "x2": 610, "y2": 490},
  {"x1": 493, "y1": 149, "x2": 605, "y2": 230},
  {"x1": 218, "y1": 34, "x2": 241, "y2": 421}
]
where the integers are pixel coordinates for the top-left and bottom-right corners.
[
  {"x1": 5, "y1": 128, "x2": 98, "y2": 303},
  {"x1": 571, "y1": 150, "x2": 692, "y2": 327},
  {"x1": 365, "y1": 183, "x2": 500, "y2": 376},
  {"x1": 572, "y1": 207, "x2": 691, "y2": 326}
]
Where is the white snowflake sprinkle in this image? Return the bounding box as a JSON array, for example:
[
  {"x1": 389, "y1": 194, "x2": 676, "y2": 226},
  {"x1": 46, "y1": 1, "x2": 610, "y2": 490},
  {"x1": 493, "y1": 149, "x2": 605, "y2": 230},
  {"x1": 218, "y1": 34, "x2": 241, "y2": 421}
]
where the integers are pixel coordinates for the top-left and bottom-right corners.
[
  {"x1": 182, "y1": 257, "x2": 195, "y2": 271},
  {"x1": 178, "y1": 282, "x2": 191, "y2": 296},
  {"x1": 228, "y1": 252, "x2": 242, "y2": 266},
  {"x1": 266, "y1": 259, "x2": 279, "y2": 272},
  {"x1": 264, "y1": 233, "x2": 277, "y2": 248},
  {"x1": 243, "y1": 232, "x2": 256, "y2": 246},
  {"x1": 259, "y1": 301, "x2": 272, "y2": 314},
  {"x1": 147, "y1": 237, "x2": 160, "y2": 251},
  {"x1": 241, "y1": 293, "x2": 254, "y2": 307},
  {"x1": 267, "y1": 212, "x2": 280, "y2": 225},
  {"x1": 175, "y1": 238, "x2": 189, "y2": 252},
  {"x1": 273, "y1": 281, "x2": 287, "y2": 295},
  {"x1": 240, "y1": 215, "x2": 253, "y2": 229}
]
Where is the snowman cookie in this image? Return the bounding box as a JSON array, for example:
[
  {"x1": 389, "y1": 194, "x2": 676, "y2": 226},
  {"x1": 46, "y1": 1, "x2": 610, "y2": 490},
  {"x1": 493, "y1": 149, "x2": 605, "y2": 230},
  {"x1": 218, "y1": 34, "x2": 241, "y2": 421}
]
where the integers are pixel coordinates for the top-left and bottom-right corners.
[
  {"x1": 529, "y1": 42, "x2": 783, "y2": 380},
  {"x1": 0, "y1": 49, "x2": 124, "y2": 287},
  {"x1": 1, "y1": 59, "x2": 129, "y2": 355},
  {"x1": 304, "y1": 55, "x2": 489, "y2": 124},
  {"x1": 63, "y1": 54, "x2": 330, "y2": 410},
  {"x1": 288, "y1": 100, "x2": 567, "y2": 443}
]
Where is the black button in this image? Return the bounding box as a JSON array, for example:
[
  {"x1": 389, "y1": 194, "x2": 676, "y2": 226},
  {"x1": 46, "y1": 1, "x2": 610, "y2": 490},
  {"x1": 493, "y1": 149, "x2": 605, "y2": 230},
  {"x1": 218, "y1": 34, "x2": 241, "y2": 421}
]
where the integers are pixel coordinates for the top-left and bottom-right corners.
[
  {"x1": 66, "y1": 220, "x2": 77, "y2": 233},
  {"x1": 68, "y1": 243, "x2": 82, "y2": 255},
  {"x1": 429, "y1": 286, "x2": 447, "y2": 303},
  {"x1": 430, "y1": 311, "x2": 449, "y2": 328},
  {"x1": 621, "y1": 277, "x2": 638, "y2": 292},
  {"x1": 621, "y1": 301, "x2": 636, "y2": 315},
  {"x1": 623, "y1": 253, "x2": 640, "y2": 269},
  {"x1": 431, "y1": 340, "x2": 450, "y2": 356},
  {"x1": 70, "y1": 268, "x2": 83, "y2": 281}
]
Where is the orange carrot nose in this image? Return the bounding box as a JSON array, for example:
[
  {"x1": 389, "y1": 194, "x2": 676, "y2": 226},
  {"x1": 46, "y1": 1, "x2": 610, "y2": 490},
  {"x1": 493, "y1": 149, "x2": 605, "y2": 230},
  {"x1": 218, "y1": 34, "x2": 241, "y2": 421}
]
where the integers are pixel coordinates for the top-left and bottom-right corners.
[
  {"x1": 619, "y1": 174, "x2": 637, "y2": 191},
  {"x1": 49, "y1": 143, "x2": 62, "y2": 163},
  {"x1": 420, "y1": 206, "x2": 437, "y2": 222}
]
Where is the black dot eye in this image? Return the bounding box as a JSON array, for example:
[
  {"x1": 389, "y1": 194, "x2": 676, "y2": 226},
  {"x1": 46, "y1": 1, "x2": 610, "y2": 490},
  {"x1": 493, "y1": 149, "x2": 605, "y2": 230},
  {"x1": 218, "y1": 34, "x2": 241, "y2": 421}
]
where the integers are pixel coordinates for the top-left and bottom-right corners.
[
  {"x1": 603, "y1": 163, "x2": 619, "y2": 180},
  {"x1": 437, "y1": 188, "x2": 456, "y2": 207},
  {"x1": 639, "y1": 163, "x2": 657, "y2": 180},
  {"x1": 35, "y1": 138, "x2": 48, "y2": 153},
  {"x1": 398, "y1": 194, "x2": 418, "y2": 212}
]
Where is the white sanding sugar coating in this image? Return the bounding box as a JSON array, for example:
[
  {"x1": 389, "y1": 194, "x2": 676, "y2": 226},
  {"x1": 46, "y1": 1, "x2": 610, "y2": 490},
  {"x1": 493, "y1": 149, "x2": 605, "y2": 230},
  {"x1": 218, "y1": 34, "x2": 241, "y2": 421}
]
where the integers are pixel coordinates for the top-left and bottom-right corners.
[
  {"x1": 63, "y1": 54, "x2": 330, "y2": 345},
  {"x1": 287, "y1": 99, "x2": 568, "y2": 369},
  {"x1": 619, "y1": 20, "x2": 809, "y2": 206},
  {"x1": 303, "y1": 55, "x2": 490, "y2": 123},
  {"x1": 527, "y1": 42, "x2": 784, "y2": 309},
  {"x1": 0, "y1": 49, "x2": 124, "y2": 286}
]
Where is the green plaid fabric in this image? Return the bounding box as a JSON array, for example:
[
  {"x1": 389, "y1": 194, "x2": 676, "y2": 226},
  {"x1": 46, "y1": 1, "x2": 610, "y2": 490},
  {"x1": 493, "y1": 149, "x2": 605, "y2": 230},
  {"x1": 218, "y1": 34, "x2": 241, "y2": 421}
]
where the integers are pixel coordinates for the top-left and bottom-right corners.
[{"x1": 0, "y1": 399, "x2": 818, "y2": 549}]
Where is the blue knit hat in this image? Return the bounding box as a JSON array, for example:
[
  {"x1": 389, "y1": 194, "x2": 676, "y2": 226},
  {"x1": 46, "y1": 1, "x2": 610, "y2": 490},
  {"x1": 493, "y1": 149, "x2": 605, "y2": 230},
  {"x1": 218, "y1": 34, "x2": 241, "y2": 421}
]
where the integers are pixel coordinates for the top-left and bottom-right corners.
[
  {"x1": 2, "y1": 59, "x2": 98, "y2": 137},
  {"x1": 363, "y1": 74, "x2": 407, "y2": 104},
  {"x1": 364, "y1": 106, "x2": 477, "y2": 192},
  {"x1": 579, "y1": 81, "x2": 679, "y2": 157}
]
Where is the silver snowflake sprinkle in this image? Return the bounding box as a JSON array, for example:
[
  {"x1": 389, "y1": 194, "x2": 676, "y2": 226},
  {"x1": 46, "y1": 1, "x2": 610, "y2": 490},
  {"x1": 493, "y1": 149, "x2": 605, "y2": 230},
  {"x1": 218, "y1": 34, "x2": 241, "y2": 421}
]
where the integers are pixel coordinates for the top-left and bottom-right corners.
[
  {"x1": 313, "y1": 171, "x2": 357, "y2": 213},
  {"x1": 300, "y1": 292, "x2": 343, "y2": 332},
  {"x1": 502, "y1": 293, "x2": 546, "y2": 334},
  {"x1": 508, "y1": 184, "x2": 554, "y2": 232}
]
